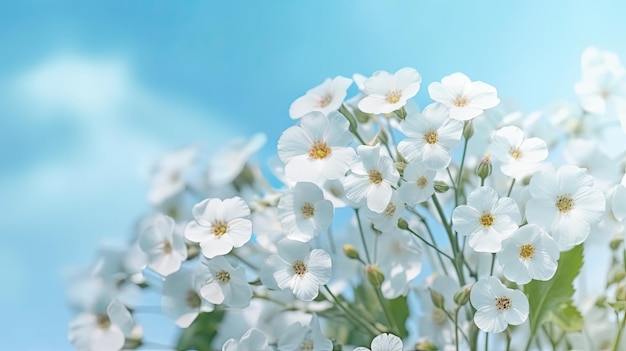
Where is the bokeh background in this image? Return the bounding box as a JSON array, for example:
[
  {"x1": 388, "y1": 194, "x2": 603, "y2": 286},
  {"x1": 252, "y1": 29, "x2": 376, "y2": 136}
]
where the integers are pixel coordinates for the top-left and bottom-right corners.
[{"x1": 1, "y1": 1, "x2": 626, "y2": 350}]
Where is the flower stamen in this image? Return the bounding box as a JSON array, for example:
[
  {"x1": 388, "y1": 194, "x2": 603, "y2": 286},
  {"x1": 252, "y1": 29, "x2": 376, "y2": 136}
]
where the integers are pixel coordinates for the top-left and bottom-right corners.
[
  {"x1": 301, "y1": 202, "x2": 315, "y2": 219},
  {"x1": 556, "y1": 195, "x2": 574, "y2": 213},
  {"x1": 368, "y1": 169, "x2": 383, "y2": 185},
  {"x1": 212, "y1": 221, "x2": 228, "y2": 237},
  {"x1": 216, "y1": 270, "x2": 231, "y2": 283},
  {"x1": 519, "y1": 243, "x2": 535, "y2": 260},
  {"x1": 423, "y1": 130, "x2": 439, "y2": 145},
  {"x1": 308, "y1": 141, "x2": 332, "y2": 160},
  {"x1": 495, "y1": 296, "x2": 512, "y2": 311},
  {"x1": 293, "y1": 260, "x2": 308, "y2": 276},
  {"x1": 479, "y1": 213, "x2": 495, "y2": 227},
  {"x1": 386, "y1": 90, "x2": 402, "y2": 104}
]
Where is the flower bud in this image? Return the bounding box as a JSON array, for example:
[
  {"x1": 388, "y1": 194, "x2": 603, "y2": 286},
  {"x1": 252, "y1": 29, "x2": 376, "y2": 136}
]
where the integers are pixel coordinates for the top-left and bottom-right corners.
[
  {"x1": 453, "y1": 284, "x2": 472, "y2": 306},
  {"x1": 395, "y1": 161, "x2": 407, "y2": 174},
  {"x1": 365, "y1": 264, "x2": 385, "y2": 286},
  {"x1": 343, "y1": 244, "x2": 360, "y2": 260},
  {"x1": 429, "y1": 288, "x2": 445, "y2": 309},
  {"x1": 397, "y1": 217, "x2": 409, "y2": 230},
  {"x1": 463, "y1": 120, "x2": 474, "y2": 140},
  {"x1": 434, "y1": 181, "x2": 450, "y2": 193},
  {"x1": 607, "y1": 265, "x2": 626, "y2": 286},
  {"x1": 475, "y1": 153, "x2": 493, "y2": 181},
  {"x1": 610, "y1": 238, "x2": 623, "y2": 251},
  {"x1": 616, "y1": 284, "x2": 626, "y2": 301},
  {"x1": 415, "y1": 340, "x2": 439, "y2": 351}
]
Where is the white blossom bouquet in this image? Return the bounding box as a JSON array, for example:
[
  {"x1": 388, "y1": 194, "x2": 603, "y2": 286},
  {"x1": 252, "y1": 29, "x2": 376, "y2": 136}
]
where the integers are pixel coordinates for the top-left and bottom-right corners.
[{"x1": 66, "y1": 47, "x2": 626, "y2": 351}]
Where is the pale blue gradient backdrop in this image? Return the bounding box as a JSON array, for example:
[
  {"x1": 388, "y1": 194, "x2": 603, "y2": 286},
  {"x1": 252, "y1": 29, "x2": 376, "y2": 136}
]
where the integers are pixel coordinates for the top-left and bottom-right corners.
[{"x1": 1, "y1": 1, "x2": 625, "y2": 350}]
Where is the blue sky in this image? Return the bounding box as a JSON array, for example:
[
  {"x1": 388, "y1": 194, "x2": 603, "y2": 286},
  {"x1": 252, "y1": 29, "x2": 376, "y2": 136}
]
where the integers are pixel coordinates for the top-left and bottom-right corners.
[{"x1": 1, "y1": 1, "x2": 626, "y2": 350}]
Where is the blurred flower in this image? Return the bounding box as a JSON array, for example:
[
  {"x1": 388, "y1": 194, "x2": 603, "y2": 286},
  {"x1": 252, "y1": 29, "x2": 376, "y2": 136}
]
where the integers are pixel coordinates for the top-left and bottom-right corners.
[
  {"x1": 148, "y1": 147, "x2": 197, "y2": 206},
  {"x1": 222, "y1": 328, "x2": 271, "y2": 351},
  {"x1": 162, "y1": 268, "x2": 214, "y2": 328},
  {"x1": 138, "y1": 213, "x2": 187, "y2": 276},
  {"x1": 487, "y1": 125, "x2": 548, "y2": 179},
  {"x1": 399, "y1": 161, "x2": 436, "y2": 205},
  {"x1": 68, "y1": 300, "x2": 135, "y2": 351},
  {"x1": 277, "y1": 314, "x2": 332, "y2": 351}
]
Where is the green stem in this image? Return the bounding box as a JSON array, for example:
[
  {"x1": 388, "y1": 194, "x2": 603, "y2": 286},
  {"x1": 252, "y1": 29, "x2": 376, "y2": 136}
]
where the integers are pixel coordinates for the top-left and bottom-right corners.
[
  {"x1": 612, "y1": 311, "x2": 626, "y2": 351},
  {"x1": 323, "y1": 285, "x2": 380, "y2": 336},
  {"x1": 485, "y1": 331, "x2": 489, "y2": 351},
  {"x1": 489, "y1": 253, "x2": 496, "y2": 276},
  {"x1": 455, "y1": 135, "x2": 470, "y2": 207},
  {"x1": 355, "y1": 209, "x2": 372, "y2": 263},
  {"x1": 432, "y1": 194, "x2": 466, "y2": 286},
  {"x1": 506, "y1": 330, "x2": 511, "y2": 351},
  {"x1": 405, "y1": 226, "x2": 454, "y2": 262},
  {"x1": 506, "y1": 178, "x2": 516, "y2": 197},
  {"x1": 375, "y1": 287, "x2": 399, "y2": 335}
]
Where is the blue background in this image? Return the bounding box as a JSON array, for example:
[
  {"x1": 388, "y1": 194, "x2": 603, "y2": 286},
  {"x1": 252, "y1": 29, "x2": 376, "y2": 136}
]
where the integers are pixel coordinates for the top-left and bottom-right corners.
[{"x1": 1, "y1": 1, "x2": 625, "y2": 350}]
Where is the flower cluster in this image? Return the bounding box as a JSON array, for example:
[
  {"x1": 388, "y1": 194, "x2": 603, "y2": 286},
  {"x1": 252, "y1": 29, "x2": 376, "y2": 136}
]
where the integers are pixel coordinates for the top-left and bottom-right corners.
[{"x1": 66, "y1": 48, "x2": 626, "y2": 351}]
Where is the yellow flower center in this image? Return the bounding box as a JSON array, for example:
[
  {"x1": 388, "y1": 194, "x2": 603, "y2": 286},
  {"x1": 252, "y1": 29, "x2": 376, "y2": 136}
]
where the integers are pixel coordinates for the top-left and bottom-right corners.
[
  {"x1": 453, "y1": 95, "x2": 470, "y2": 107},
  {"x1": 509, "y1": 147, "x2": 523, "y2": 160},
  {"x1": 479, "y1": 213, "x2": 495, "y2": 227},
  {"x1": 368, "y1": 169, "x2": 383, "y2": 185},
  {"x1": 386, "y1": 90, "x2": 402, "y2": 104},
  {"x1": 318, "y1": 94, "x2": 333, "y2": 108},
  {"x1": 300, "y1": 340, "x2": 314, "y2": 351},
  {"x1": 423, "y1": 130, "x2": 438, "y2": 145},
  {"x1": 383, "y1": 203, "x2": 396, "y2": 218},
  {"x1": 301, "y1": 202, "x2": 315, "y2": 219},
  {"x1": 216, "y1": 270, "x2": 231, "y2": 283},
  {"x1": 308, "y1": 141, "x2": 332, "y2": 160},
  {"x1": 96, "y1": 314, "x2": 111, "y2": 329},
  {"x1": 417, "y1": 176, "x2": 429, "y2": 189},
  {"x1": 293, "y1": 260, "x2": 308, "y2": 276},
  {"x1": 556, "y1": 195, "x2": 574, "y2": 213},
  {"x1": 186, "y1": 290, "x2": 201, "y2": 309},
  {"x1": 163, "y1": 241, "x2": 173, "y2": 254},
  {"x1": 212, "y1": 221, "x2": 228, "y2": 237},
  {"x1": 495, "y1": 296, "x2": 512, "y2": 311},
  {"x1": 519, "y1": 243, "x2": 535, "y2": 260}
]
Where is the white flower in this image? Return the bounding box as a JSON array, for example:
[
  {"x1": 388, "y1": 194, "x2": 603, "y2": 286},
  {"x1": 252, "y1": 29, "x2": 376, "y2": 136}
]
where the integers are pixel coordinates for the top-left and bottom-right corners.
[
  {"x1": 428, "y1": 72, "x2": 500, "y2": 121},
  {"x1": 358, "y1": 67, "x2": 422, "y2": 114},
  {"x1": 470, "y1": 277, "x2": 529, "y2": 333},
  {"x1": 289, "y1": 76, "x2": 353, "y2": 119},
  {"x1": 497, "y1": 224, "x2": 560, "y2": 284},
  {"x1": 399, "y1": 161, "x2": 436, "y2": 205},
  {"x1": 376, "y1": 229, "x2": 422, "y2": 299},
  {"x1": 526, "y1": 165, "x2": 605, "y2": 250},
  {"x1": 207, "y1": 133, "x2": 266, "y2": 187},
  {"x1": 199, "y1": 256, "x2": 252, "y2": 308},
  {"x1": 366, "y1": 191, "x2": 404, "y2": 233},
  {"x1": 398, "y1": 103, "x2": 464, "y2": 169},
  {"x1": 277, "y1": 111, "x2": 356, "y2": 183},
  {"x1": 452, "y1": 186, "x2": 521, "y2": 253},
  {"x1": 162, "y1": 268, "x2": 213, "y2": 328},
  {"x1": 185, "y1": 196, "x2": 252, "y2": 259},
  {"x1": 260, "y1": 239, "x2": 332, "y2": 301},
  {"x1": 574, "y1": 47, "x2": 626, "y2": 131},
  {"x1": 487, "y1": 125, "x2": 549, "y2": 179},
  {"x1": 354, "y1": 333, "x2": 403, "y2": 351},
  {"x1": 277, "y1": 314, "x2": 332, "y2": 351},
  {"x1": 68, "y1": 300, "x2": 135, "y2": 351},
  {"x1": 222, "y1": 328, "x2": 271, "y2": 351},
  {"x1": 148, "y1": 147, "x2": 197, "y2": 206},
  {"x1": 278, "y1": 182, "x2": 334, "y2": 242},
  {"x1": 344, "y1": 144, "x2": 400, "y2": 213},
  {"x1": 138, "y1": 213, "x2": 187, "y2": 277}
]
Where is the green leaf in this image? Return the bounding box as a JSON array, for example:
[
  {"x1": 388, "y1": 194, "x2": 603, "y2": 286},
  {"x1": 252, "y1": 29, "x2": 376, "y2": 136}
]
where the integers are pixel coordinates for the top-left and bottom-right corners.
[
  {"x1": 547, "y1": 302, "x2": 583, "y2": 332},
  {"x1": 388, "y1": 295, "x2": 410, "y2": 338},
  {"x1": 176, "y1": 310, "x2": 225, "y2": 351},
  {"x1": 525, "y1": 244, "x2": 584, "y2": 337},
  {"x1": 608, "y1": 301, "x2": 626, "y2": 312},
  {"x1": 338, "y1": 104, "x2": 358, "y2": 133}
]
